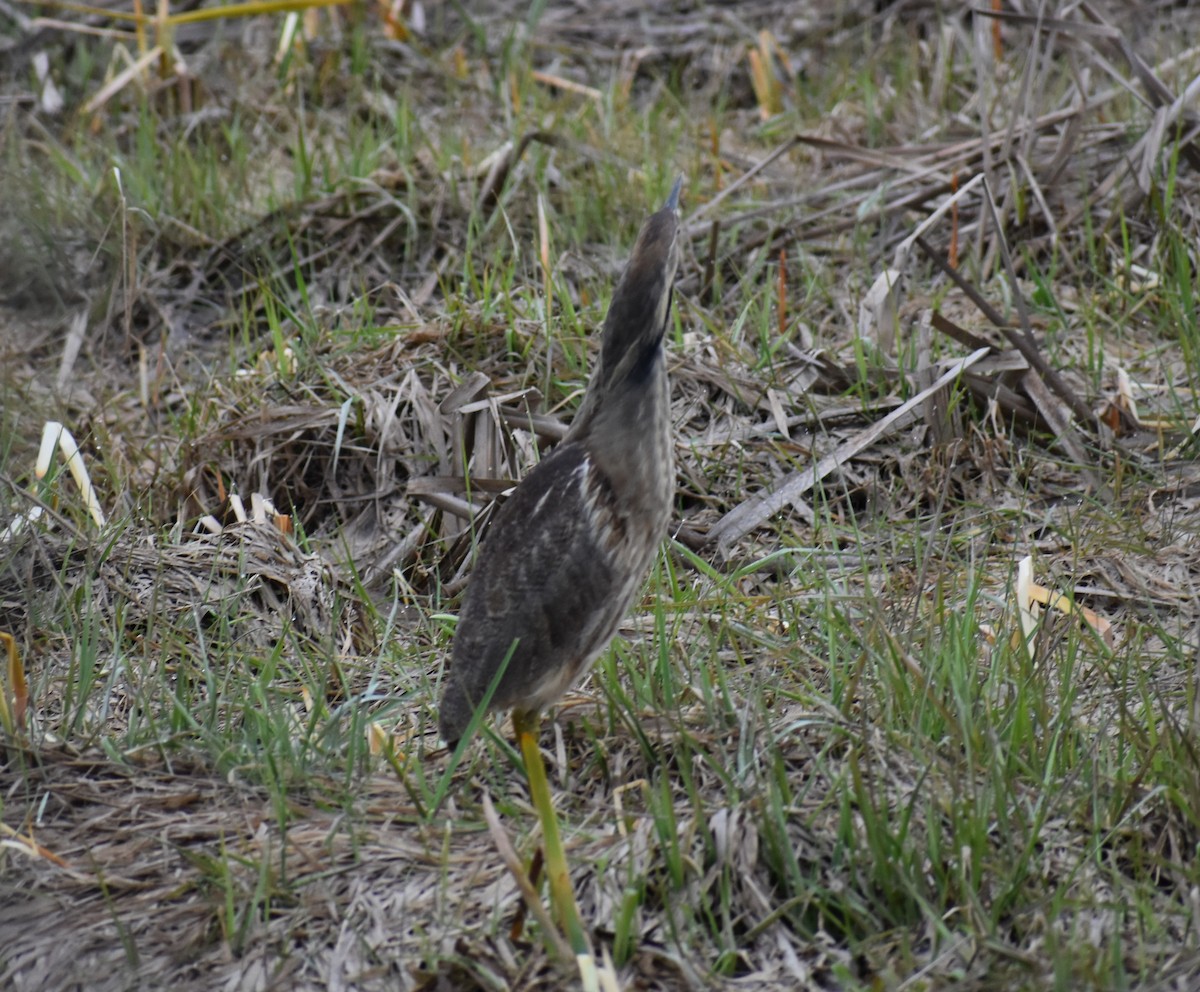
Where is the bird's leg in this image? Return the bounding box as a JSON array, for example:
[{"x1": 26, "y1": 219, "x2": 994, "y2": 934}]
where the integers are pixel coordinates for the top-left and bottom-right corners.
[{"x1": 513, "y1": 708, "x2": 596, "y2": 974}]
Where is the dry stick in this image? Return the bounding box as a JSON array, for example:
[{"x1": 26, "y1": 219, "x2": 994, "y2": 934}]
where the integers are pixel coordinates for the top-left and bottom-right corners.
[
  {"x1": 685, "y1": 136, "x2": 800, "y2": 226},
  {"x1": 476, "y1": 130, "x2": 558, "y2": 215},
  {"x1": 949, "y1": 172, "x2": 959, "y2": 269},
  {"x1": 973, "y1": 6, "x2": 1119, "y2": 41},
  {"x1": 914, "y1": 235, "x2": 1096, "y2": 428},
  {"x1": 1064, "y1": 15, "x2": 1200, "y2": 224},
  {"x1": 795, "y1": 134, "x2": 958, "y2": 181},
  {"x1": 998, "y1": 1, "x2": 1045, "y2": 171},
  {"x1": 930, "y1": 311, "x2": 992, "y2": 352},
  {"x1": 1019, "y1": 368, "x2": 1096, "y2": 473},
  {"x1": 776, "y1": 248, "x2": 787, "y2": 340},
  {"x1": 55, "y1": 311, "x2": 89, "y2": 393},
  {"x1": 701, "y1": 218, "x2": 720, "y2": 306},
  {"x1": 680, "y1": 140, "x2": 950, "y2": 241},
  {"x1": 1078, "y1": 0, "x2": 1200, "y2": 169},
  {"x1": 509, "y1": 847, "x2": 543, "y2": 940},
  {"x1": 916, "y1": 311, "x2": 949, "y2": 446},
  {"x1": 481, "y1": 791, "x2": 575, "y2": 964},
  {"x1": 1015, "y1": 152, "x2": 1077, "y2": 278},
  {"x1": 892, "y1": 172, "x2": 988, "y2": 271},
  {"x1": 798, "y1": 182, "x2": 951, "y2": 247},
  {"x1": 712, "y1": 181, "x2": 952, "y2": 295},
  {"x1": 961, "y1": 373, "x2": 1041, "y2": 428},
  {"x1": 978, "y1": 184, "x2": 1103, "y2": 463},
  {"x1": 691, "y1": 102, "x2": 1093, "y2": 246},
  {"x1": 704, "y1": 347, "x2": 991, "y2": 554},
  {"x1": 477, "y1": 127, "x2": 675, "y2": 220},
  {"x1": 971, "y1": 6, "x2": 998, "y2": 277},
  {"x1": 499, "y1": 407, "x2": 568, "y2": 442}
]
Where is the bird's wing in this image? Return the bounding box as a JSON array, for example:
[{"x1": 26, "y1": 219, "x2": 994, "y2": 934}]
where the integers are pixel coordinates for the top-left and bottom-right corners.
[{"x1": 446, "y1": 441, "x2": 628, "y2": 717}]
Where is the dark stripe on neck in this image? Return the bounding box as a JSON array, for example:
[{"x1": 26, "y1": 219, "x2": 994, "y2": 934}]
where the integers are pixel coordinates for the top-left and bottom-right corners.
[{"x1": 623, "y1": 333, "x2": 663, "y2": 386}]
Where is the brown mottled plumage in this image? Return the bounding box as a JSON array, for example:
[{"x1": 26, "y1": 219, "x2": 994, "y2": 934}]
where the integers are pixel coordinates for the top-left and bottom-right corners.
[{"x1": 438, "y1": 179, "x2": 683, "y2": 746}]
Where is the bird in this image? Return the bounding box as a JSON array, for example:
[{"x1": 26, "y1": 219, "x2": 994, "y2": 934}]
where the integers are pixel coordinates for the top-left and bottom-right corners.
[{"x1": 438, "y1": 177, "x2": 683, "y2": 748}]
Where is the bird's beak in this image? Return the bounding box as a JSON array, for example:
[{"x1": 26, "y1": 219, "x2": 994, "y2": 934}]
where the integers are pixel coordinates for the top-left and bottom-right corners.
[{"x1": 663, "y1": 175, "x2": 684, "y2": 215}]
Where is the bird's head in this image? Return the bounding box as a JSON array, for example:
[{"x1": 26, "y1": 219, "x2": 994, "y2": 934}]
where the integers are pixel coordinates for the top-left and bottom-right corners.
[{"x1": 594, "y1": 177, "x2": 683, "y2": 389}]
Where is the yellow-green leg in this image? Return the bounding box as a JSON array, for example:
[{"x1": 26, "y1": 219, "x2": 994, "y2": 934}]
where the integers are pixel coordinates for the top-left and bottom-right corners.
[{"x1": 513, "y1": 709, "x2": 597, "y2": 988}]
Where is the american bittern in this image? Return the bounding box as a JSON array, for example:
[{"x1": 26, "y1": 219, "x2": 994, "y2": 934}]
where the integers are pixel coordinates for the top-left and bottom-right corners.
[
  {"x1": 436, "y1": 178, "x2": 683, "y2": 977},
  {"x1": 439, "y1": 177, "x2": 683, "y2": 746}
]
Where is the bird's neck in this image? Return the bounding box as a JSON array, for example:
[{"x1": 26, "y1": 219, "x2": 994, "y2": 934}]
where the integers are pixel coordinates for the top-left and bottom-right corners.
[
  {"x1": 570, "y1": 340, "x2": 665, "y2": 441},
  {"x1": 570, "y1": 349, "x2": 670, "y2": 515}
]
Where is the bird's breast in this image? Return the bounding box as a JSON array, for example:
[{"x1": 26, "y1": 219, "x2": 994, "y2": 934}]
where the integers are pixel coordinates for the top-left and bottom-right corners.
[{"x1": 577, "y1": 386, "x2": 674, "y2": 565}]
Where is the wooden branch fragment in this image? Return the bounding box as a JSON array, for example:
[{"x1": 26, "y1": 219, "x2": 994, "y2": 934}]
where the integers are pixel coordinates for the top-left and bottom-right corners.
[
  {"x1": 1078, "y1": 1, "x2": 1200, "y2": 168},
  {"x1": 967, "y1": 352, "x2": 1032, "y2": 375},
  {"x1": 695, "y1": 99, "x2": 1095, "y2": 255},
  {"x1": 978, "y1": 189, "x2": 1100, "y2": 445},
  {"x1": 701, "y1": 218, "x2": 720, "y2": 305},
  {"x1": 915, "y1": 235, "x2": 1096, "y2": 428},
  {"x1": 1020, "y1": 370, "x2": 1100, "y2": 489},
  {"x1": 438, "y1": 372, "x2": 491, "y2": 414},
  {"x1": 916, "y1": 311, "x2": 951, "y2": 445},
  {"x1": 916, "y1": 236, "x2": 1007, "y2": 322},
  {"x1": 474, "y1": 130, "x2": 559, "y2": 214},
  {"x1": 531, "y1": 70, "x2": 602, "y2": 102},
  {"x1": 961, "y1": 373, "x2": 1040, "y2": 428},
  {"x1": 480, "y1": 791, "x2": 576, "y2": 965},
  {"x1": 802, "y1": 182, "x2": 950, "y2": 244},
  {"x1": 406, "y1": 489, "x2": 485, "y2": 520},
  {"x1": 796, "y1": 134, "x2": 956, "y2": 180},
  {"x1": 704, "y1": 348, "x2": 990, "y2": 554},
  {"x1": 971, "y1": 6, "x2": 1119, "y2": 41},
  {"x1": 686, "y1": 136, "x2": 800, "y2": 225},
  {"x1": 930, "y1": 311, "x2": 992, "y2": 352},
  {"x1": 672, "y1": 525, "x2": 711, "y2": 554},
  {"x1": 406, "y1": 475, "x2": 515, "y2": 497},
  {"x1": 498, "y1": 407, "x2": 568, "y2": 442}
]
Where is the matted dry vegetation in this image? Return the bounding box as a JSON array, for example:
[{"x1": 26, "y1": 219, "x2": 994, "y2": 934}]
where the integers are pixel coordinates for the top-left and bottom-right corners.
[{"x1": 3, "y1": 1, "x2": 1200, "y2": 989}]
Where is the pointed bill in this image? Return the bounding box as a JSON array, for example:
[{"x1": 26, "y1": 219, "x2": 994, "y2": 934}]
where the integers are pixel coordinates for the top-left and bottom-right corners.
[{"x1": 663, "y1": 175, "x2": 684, "y2": 213}]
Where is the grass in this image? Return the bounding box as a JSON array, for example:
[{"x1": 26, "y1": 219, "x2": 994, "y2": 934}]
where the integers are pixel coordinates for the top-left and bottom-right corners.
[{"x1": 3, "y1": 2, "x2": 1200, "y2": 989}]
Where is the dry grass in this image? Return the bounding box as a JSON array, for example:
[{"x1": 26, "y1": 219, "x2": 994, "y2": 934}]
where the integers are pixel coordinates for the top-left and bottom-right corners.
[{"x1": 3, "y1": 0, "x2": 1200, "y2": 989}]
